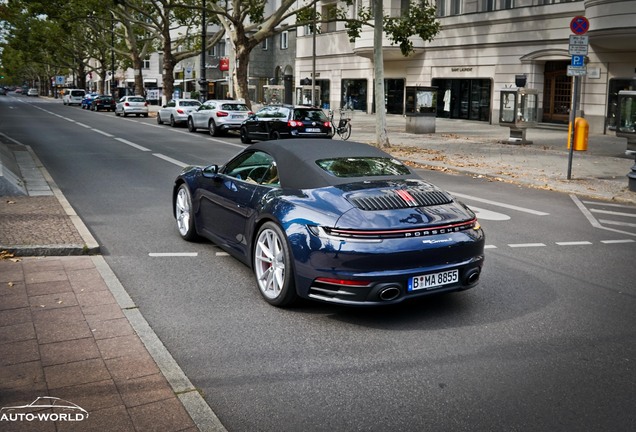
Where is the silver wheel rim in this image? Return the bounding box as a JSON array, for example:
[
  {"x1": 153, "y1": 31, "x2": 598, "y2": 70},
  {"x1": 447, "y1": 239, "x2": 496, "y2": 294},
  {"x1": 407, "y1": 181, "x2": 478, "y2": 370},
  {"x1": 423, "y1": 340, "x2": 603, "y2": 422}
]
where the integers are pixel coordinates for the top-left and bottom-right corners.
[
  {"x1": 175, "y1": 188, "x2": 191, "y2": 236},
  {"x1": 254, "y1": 228, "x2": 285, "y2": 300}
]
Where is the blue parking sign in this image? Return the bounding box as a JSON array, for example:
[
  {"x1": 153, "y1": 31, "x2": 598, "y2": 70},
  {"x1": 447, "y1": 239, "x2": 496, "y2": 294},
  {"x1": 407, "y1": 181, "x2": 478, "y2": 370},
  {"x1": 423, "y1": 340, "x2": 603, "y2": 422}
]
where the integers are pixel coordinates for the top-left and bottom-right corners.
[{"x1": 571, "y1": 55, "x2": 585, "y2": 67}]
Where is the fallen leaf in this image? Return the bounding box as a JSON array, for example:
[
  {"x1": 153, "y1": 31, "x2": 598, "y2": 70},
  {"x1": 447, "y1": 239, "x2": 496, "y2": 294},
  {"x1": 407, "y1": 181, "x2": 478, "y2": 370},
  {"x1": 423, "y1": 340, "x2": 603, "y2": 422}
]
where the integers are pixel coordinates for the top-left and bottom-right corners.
[{"x1": 7, "y1": 282, "x2": 14, "y2": 287}]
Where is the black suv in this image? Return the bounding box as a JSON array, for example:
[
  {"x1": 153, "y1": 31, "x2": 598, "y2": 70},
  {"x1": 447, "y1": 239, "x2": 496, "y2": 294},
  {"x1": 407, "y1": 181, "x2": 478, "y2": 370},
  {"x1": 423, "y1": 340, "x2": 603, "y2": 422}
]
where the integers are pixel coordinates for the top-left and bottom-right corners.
[{"x1": 240, "y1": 105, "x2": 332, "y2": 143}]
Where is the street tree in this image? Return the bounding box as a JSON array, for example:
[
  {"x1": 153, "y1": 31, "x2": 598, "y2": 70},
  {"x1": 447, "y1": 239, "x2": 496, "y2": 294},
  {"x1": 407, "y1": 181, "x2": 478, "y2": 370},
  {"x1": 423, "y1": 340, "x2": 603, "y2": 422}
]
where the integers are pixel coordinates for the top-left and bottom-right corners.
[
  {"x1": 111, "y1": 0, "x2": 225, "y2": 103},
  {"x1": 203, "y1": 0, "x2": 440, "y2": 147}
]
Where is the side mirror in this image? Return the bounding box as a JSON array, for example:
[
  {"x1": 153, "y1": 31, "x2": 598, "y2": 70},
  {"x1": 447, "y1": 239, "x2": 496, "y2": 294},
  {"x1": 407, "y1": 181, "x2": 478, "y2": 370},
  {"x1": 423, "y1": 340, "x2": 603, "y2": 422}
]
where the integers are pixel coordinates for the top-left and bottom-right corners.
[{"x1": 202, "y1": 165, "x2": 219, "y2": 177}]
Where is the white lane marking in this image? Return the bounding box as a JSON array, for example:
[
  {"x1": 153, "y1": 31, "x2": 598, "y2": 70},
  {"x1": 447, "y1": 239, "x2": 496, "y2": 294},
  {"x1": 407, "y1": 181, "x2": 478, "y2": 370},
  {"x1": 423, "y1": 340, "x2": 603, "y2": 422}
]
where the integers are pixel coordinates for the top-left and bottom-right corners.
[
  {"x1": 508, "y1": 243, "x2": 546, "y2": 248},
  {"x1": 555, "y1": 241, "x2": 593, "y2": 246},
  {"x1": 92, "y1": 129, "x2": 114, "y2": 137},
  {"x1": 449, "y1": 192, "x2": 549, "y2": 216},
  {"x1": 599, "y1": 219, "x2": 636, "y2": 228},
  {"x1": 114, "y1": 137, "x2": 151, "y2": 152},
  {"x1": 149, "y1": 252, "x2": 198, "y2": 257},
  {"x1": 600, "y1": 239, "x2": 635, "y2": 244},
  {"x1": 470, "y1": 206, "x2": 510, "y2": 221},
  {"x1": 216, "y1": 252, "x2": 230, "y2": 256},
  {"x1": 76, "y1": 122, "x2": 92, "y2": 129},
  {"x1": 591, "y1": 209, "x2": 636, "y2": 218},
  {"x1": 582, "y1": 201, "x2": 635, "y2": 209},
  {"x1": 570, "y1": 194, "x2": 636, "y2": 237},
  {"x1": 484, "y1": 245, "x2": 497, "y2": 249},
  {"x1": 153, "y1": 153, "x2": 188, "y2": 168}
]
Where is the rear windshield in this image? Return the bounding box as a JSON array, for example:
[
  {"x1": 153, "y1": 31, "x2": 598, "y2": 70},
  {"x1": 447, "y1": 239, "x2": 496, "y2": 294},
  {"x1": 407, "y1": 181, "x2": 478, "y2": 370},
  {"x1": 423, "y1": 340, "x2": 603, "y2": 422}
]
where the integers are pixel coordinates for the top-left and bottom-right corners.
[
  {"x1": 221, "y1": 103, "x2": 249, "y2": 111},
  {"x1": 129, "y1": 97, "x2": 145, "y2": 102},
  {"x1": 316, "y1": 157, "x2": 411, "y2": 178},
  {"x1": 293, "y1": 109, "x2": 328, "y2": 122},
  {"x1": 180, "y1": 101, "x2": 201, "y2": 107},
  {"x1": 70, "y1": 90, "x2": 85, "y2": 97}
]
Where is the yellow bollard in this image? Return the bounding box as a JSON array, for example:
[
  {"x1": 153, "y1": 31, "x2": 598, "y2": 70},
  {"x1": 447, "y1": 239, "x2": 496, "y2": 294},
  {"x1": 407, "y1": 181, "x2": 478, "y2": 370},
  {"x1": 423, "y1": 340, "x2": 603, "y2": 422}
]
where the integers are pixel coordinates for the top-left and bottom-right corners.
[{"x1": 567, "y1": 117, "x2": 589, "y2": 151}]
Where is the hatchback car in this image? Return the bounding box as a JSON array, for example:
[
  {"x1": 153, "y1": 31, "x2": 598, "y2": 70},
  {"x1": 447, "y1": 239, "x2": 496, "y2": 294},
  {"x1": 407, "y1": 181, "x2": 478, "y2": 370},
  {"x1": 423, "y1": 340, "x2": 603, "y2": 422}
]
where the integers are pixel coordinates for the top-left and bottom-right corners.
[
  {"x1": 157, "y1": 99, "x2": 201, "y2": 127},
  {"x1": 115, "y1": 95, "x2": 149, "y2": 117},
  {"x1": 240, "y1": 105, "x2": 332, "y2": 143},
  {"x1": 187, "y1": 100, "x2": 251, "y2": 136},
  {"x1": 91, "y1": 95, "x2": 115, "y2": 111},
  {"x1": 27, "y1": 88, "x2": 39, "y2": 97}
]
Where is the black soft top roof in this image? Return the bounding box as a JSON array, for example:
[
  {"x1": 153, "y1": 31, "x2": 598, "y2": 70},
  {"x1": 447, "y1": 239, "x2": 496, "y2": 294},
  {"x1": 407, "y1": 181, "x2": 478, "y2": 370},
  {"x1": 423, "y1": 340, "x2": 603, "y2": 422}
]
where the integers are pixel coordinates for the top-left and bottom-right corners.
[{"x1": 247, "y1": 139, "x2": 418, "y2": 189}]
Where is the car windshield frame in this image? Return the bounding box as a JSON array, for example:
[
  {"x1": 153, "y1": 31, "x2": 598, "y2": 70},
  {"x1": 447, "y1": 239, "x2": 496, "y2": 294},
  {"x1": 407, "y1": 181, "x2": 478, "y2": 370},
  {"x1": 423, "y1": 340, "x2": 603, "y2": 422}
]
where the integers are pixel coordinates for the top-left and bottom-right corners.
[{"x1": 315, "y1": 157, "x2": 412, "y2": 178}]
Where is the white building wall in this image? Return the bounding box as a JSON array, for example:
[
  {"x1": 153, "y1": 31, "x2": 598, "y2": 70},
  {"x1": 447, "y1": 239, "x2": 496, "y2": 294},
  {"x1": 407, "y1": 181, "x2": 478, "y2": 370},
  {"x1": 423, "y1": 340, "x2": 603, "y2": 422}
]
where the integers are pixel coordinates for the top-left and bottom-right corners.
[{"x1": 295, "y1": 0, "x2": 636, "y2": 134}]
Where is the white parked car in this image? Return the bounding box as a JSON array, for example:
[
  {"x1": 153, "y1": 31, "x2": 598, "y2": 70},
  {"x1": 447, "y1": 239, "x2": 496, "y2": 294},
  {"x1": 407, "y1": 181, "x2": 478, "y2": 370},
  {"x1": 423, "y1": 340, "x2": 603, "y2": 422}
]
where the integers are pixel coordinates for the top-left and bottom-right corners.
[
  {"x1": 157, "y1": 99, "x2": 201, "y2": 127},
  {"x1": 62, "y1": 89, "x2": 86, "y2": 106},
  {"x1": 187, "y1": 100, "x2": 252, "y2": 136},
  {"x1": 115, "y1": 95, "x2": 149, "y2": 117},
  {"x1": 27, "y1": 88, "x2": 39, "y2": 97}
]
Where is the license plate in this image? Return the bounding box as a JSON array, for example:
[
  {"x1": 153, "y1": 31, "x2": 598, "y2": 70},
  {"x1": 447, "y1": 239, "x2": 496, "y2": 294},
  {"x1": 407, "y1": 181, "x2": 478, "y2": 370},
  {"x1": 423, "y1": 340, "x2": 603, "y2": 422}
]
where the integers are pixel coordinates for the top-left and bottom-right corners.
[
  {"x1": 306, "y1": 128, "x2": 321, "y2": 133},
  {"x1": 408, "y1": 269, "x2": 459, "y2": 291},
  {"x1": 231, "y1": 115, "x2": 246, "y2": 119}
]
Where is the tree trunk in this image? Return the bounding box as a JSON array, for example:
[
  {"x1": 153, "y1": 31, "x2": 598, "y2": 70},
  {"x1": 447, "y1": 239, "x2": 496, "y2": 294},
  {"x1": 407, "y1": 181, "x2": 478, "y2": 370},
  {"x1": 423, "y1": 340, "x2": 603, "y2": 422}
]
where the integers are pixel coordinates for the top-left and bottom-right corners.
[
  {"x1": 374, "y1": 0, "x2": 390, "y2": 148},
  {"x1": 234, "y1": 46, "x2": 251, "y2": 109},
  {"x1": 133, "y1": 57, "x2": 144, "y2": 96},
  {"x1": 162, "y1": 40, "x2": 176, "y2": 105}
]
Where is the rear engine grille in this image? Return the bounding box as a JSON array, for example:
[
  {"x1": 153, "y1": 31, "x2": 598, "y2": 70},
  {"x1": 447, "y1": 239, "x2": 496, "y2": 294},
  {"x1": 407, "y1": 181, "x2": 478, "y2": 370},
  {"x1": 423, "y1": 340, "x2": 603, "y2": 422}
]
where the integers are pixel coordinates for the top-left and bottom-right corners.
[{"x1": 348, "y1": 189, "x2": 453, "y2": 211}]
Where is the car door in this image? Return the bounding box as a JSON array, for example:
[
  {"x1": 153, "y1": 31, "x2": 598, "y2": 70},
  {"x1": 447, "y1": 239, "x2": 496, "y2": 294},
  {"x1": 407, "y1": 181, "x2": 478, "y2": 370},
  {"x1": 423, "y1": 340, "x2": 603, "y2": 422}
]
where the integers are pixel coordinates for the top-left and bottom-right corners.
[
  {"x1": 196, "y1": 151, "x2": 273, "y2": 254},
  {"x1": 193, "y1": 102, "x2": 213, "y2": 128},
  {"x1": 160, "y1": 100, "x2": 174, "y2": 119}
]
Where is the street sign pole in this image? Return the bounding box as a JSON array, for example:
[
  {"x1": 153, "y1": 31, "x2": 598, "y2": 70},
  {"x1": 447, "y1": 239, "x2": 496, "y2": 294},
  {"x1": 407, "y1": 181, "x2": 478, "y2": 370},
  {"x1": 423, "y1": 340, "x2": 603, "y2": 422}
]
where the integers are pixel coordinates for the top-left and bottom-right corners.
[
  {"x1": 566, "y1": 16, "x2": 589, "y2": 180},
  {"x1": 567, "y1": 75, "x2": 581, "y2": 180}
]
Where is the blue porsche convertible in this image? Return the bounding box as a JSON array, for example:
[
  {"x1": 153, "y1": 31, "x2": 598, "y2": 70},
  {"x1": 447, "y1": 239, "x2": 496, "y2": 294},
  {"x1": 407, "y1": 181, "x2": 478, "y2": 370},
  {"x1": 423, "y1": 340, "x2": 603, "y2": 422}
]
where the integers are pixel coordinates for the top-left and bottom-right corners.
[{"x1": 173, "y1": 139, "x2": 485, "y2": 307}]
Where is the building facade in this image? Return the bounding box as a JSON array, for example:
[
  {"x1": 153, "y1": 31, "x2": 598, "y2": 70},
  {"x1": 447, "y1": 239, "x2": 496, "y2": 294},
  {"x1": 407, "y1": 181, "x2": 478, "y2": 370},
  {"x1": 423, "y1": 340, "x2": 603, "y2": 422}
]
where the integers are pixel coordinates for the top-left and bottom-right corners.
[{"x1": 295, "y1": 0, "x2": 636, "y2": 134}]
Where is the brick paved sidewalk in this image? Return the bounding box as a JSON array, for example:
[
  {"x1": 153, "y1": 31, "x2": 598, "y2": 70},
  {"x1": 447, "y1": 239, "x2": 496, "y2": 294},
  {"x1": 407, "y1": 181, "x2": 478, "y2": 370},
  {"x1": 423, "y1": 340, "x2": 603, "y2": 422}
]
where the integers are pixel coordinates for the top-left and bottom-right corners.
[{"x1": 0, "y1": 256, "x2": 200, "y2": 431}]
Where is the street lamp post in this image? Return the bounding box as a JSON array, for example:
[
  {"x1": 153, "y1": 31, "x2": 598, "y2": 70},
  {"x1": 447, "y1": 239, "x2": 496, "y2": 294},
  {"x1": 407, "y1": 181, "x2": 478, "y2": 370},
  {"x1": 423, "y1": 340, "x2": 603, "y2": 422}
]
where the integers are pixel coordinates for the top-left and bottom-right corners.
[{"x1": 198, "y1": 0, "x2": 208, "y2": 102}]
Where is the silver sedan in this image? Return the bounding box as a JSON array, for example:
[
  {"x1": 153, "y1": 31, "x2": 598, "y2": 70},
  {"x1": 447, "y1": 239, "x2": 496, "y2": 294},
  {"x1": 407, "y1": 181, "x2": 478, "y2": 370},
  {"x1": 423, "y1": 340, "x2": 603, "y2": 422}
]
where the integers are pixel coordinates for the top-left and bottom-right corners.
[{"x1": 115, "y1": 96, "x2": 149, "y2": 117}]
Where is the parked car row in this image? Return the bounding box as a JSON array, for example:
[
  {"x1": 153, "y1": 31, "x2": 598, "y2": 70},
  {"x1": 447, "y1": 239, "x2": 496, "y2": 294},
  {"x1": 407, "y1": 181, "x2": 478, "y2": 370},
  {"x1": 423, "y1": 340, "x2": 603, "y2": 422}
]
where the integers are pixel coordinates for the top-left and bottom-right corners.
[
  {"x1": 61, "y1": 93, "x2": 333, "y2": 143},
  {"x1": 154, "y1": 100, "x2": 333, "y2": 142}
]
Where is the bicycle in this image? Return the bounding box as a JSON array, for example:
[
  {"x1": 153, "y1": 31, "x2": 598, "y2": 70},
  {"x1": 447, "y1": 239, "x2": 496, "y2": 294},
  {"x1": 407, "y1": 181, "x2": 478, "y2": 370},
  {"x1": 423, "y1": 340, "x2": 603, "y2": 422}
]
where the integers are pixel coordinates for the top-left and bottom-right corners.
[{"x1": 328, "y1": 109, "x2": 352, "y2": 140}]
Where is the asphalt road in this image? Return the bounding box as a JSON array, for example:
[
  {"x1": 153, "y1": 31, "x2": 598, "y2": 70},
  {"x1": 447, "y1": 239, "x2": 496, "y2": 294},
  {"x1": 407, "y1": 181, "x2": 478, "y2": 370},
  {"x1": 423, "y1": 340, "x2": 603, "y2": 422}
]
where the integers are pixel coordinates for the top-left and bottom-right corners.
[{"x1": 3, "y1": 96, "x2": 636, "y2": 431}]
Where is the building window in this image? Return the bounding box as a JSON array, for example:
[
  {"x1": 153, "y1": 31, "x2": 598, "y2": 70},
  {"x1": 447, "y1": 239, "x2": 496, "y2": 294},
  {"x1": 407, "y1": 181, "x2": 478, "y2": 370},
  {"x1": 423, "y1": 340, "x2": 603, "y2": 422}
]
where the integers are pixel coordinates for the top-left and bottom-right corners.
[
  {"x1": 501, "y1": 0, "x2": 514, "y2": 9},
  {"x1": 262, "y1": 38, "x2": 268, "y2": 51},
  {"x1": 143, "y1": 56, "x2": 151, "y2": 69},
  {"x1": 437, "y1": 0, "x2": 446, "y2": 16},
  {"x1": 323, "y1": 4, "x2": 337, "y2": 32},
  {"x1": 281, "y1": 31, "x2": 289, "y2": 49},
  {"x1": 450, "y1": 0, "x2": 461, "y2": 15}
]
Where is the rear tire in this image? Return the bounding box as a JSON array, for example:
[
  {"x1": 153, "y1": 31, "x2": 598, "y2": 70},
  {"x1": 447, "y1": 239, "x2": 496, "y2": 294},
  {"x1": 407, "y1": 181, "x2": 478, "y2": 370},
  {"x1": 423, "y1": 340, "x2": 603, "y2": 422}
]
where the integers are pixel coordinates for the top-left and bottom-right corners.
[
  {"x1": 270, "y1": 131, "x2": 281, "y2": 140},
  {"x1": 253, "y1": 222, "x2": 298, "y2": 307},
  {"x1": 240, "y1": 126, "x2": 252, "y2": 144},
  {"x1": 170, "y1": 115, "x2": 176, "y2": 127},
  {"x1": 339, "y1": 123, "x2": 352, "y2": 140},
  {"x1": 208, "y1": 120, "x2": 218, "y2": 136}
]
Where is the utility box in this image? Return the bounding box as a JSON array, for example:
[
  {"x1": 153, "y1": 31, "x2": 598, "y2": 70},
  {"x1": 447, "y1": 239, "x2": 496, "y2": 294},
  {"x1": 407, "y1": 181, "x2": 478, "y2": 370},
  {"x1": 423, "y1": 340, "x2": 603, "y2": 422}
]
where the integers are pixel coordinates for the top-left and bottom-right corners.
[
  {"x1": 499, "y1": 87, "x2": 538, "y2": 144},
  {"x1": 404, "y1": 86, "x2": 437, "y2": 134},
  {"x1": 263, "y1": 85, "x2": 285, "y2": 105},
  {"x1": 567, "y1": 117, "x2": 589, "y2": 151},
  {"x1": 295, "y1": 85, "x2": 320, "y2": 107},
  {"x1": 616, "y1": 90, "x2": 636, "y2": 156}
]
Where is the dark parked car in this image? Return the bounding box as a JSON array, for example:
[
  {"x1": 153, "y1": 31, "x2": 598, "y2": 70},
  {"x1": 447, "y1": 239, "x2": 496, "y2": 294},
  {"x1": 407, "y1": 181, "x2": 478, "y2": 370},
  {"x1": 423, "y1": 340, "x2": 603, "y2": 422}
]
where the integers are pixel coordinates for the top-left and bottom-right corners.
[
  {"x1": 91, "y1": 95, "x2": 115, "y2": 111},
  {"x1": 173, "y1": 139, "x2": 485, "y2": 307},
  {"x1": 240, "y1": 105, "x2": 332, "y2": 143}
]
